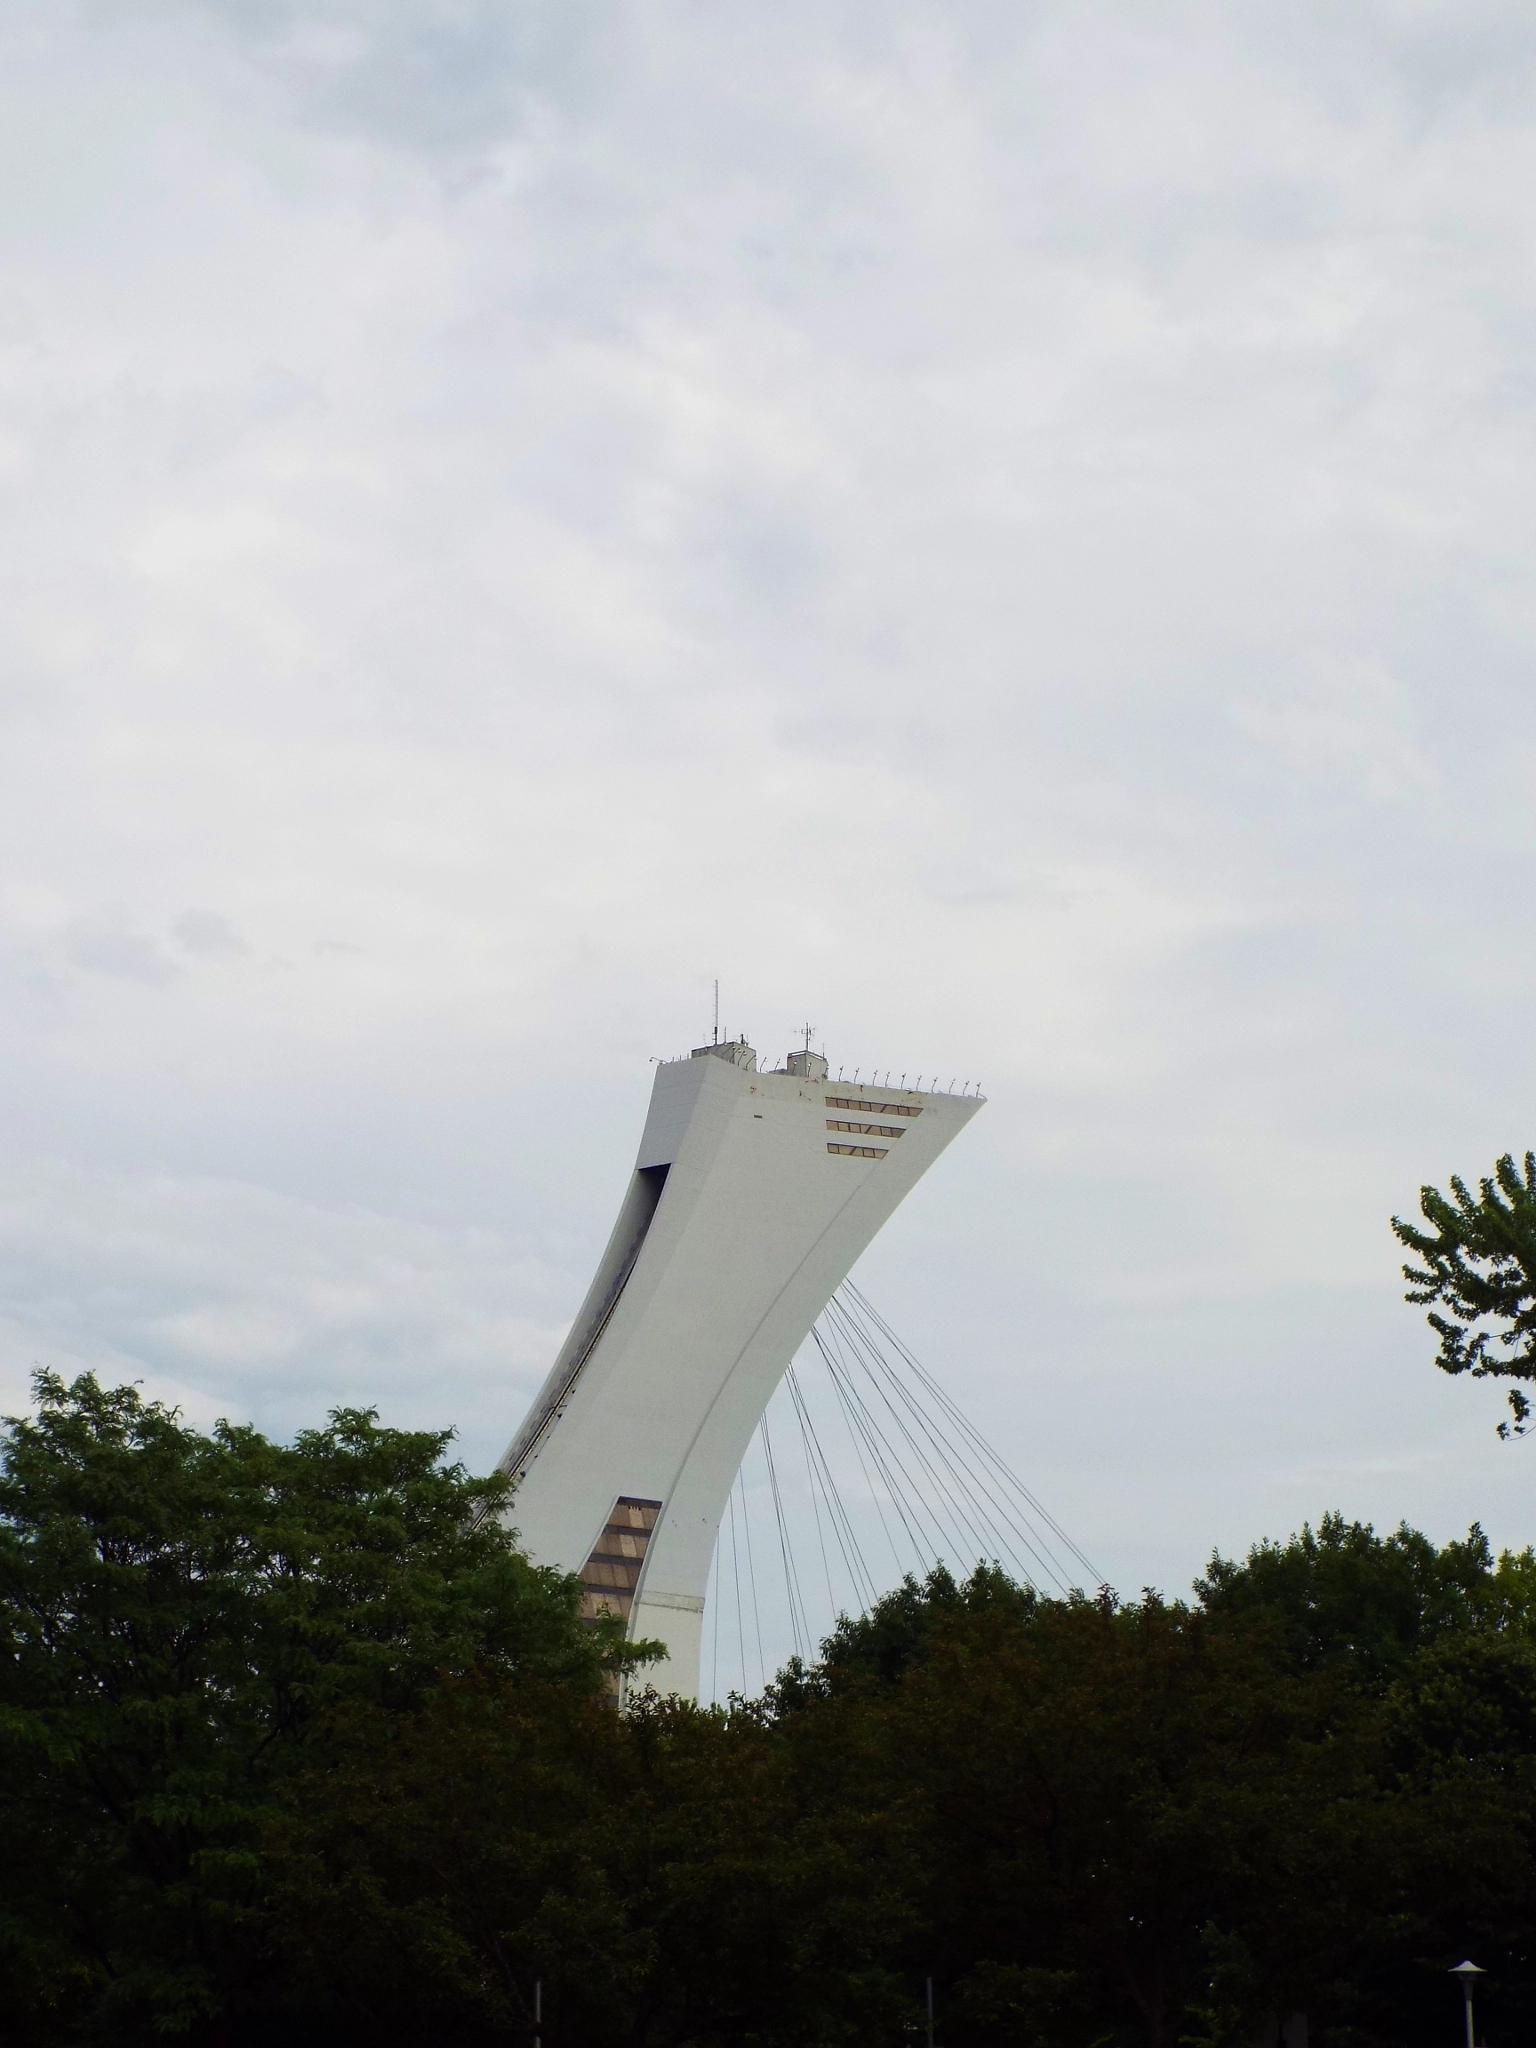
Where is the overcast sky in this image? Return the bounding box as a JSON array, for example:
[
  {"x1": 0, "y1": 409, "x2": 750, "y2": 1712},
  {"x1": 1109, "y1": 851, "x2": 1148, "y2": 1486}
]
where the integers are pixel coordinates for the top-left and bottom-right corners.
[{"x1": 4, "y1": 0, "x2": 1536, "y2": 1653}]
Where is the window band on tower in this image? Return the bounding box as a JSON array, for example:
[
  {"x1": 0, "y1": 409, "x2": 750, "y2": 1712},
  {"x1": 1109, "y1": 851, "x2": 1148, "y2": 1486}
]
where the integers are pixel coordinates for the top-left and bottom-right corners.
[
  {"x1": 824, "y1": 1097, "x2": 922, "y2": 1117},
  {"x1": 580, "y1": 1496, "x2": 663, "y2": 1625}
]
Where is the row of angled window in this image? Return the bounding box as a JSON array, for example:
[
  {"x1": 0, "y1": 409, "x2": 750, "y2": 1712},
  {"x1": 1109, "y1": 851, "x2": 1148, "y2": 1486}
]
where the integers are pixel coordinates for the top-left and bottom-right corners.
[
  {"x1": 579, "y1": 1496, "x2": 661, "y2": 1625},
  {"x1": 824, "y1": 1096, "x2": 923, "y2": 1117}
]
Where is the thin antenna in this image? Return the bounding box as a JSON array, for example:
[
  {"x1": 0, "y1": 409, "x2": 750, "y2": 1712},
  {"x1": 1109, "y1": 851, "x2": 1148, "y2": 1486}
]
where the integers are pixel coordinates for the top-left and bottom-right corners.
[
  {"x1": 713, "y1": 979, "x2": 719, "y2": 1046},
  {"x1": 801, "y1": 1021, "x2": 817, "y2": 1054}
]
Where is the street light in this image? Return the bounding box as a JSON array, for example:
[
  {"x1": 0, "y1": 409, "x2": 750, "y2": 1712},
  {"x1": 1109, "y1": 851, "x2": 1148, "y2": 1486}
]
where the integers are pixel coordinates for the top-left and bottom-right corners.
[{"x1": 1450, "y1": 1960, "x2": 1484, "y2": 2048}]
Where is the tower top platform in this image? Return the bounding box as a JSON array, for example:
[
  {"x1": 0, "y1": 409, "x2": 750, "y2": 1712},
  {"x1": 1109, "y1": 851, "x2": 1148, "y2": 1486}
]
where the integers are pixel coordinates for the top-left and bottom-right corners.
[{"x1": 690, "y1": 1039, "x2": 758, "y2": 1071}]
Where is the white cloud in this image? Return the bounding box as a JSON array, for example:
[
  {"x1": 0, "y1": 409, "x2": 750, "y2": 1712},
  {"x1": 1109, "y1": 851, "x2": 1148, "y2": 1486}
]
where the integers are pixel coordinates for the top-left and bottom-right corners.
[
  {"x1": 1236, "y1": 653, "x2": 1438, "y2": 802},
  {"x1": 1, "y1": 0, "x2": 1535, "y2": 1651},
  {"x1": 0, "y1": 1160, "x2": 564, "y2": 1456}
]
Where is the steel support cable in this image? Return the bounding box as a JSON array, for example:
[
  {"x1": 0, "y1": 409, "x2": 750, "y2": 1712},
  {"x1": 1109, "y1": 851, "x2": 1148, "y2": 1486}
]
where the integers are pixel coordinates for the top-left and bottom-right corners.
[
  {"x1": 738, "y1": 1454, "x2": 768, "y2": 1689},
  {"x1": 759, "y1": 1411, "x2": 810, "y2": 1660},
  {"x1": 872, "y1": 1359, "x2": 1064, "y2": 1597},
  {"x1": 815, "y1": 1323, "x2": 931, "y2": 1570},
  {"x1": 843, "y1": 1347, "x2": 1023, "y2": 1583},
  {"x1": 844, "y1": 1280, "x2": 1101, "y2": 1580},
  {"x1": 787, "y1": 1363, "x2": 874, "y2": 1615},
  {"x1": 831, "y1": 1286, "x2": 1052, "y2": 1573},
  {"x1": 819, "y1": 1337, "x2": 949, "y2": 1572},
  {"x1": 823, "y1": 1292, "x2": 1091, "y2": 1597},
  {"x1": 793, "y1": 1361, "x2": 879, "y2": 1610},
  {"x1": 797, "y1": 1362, "x2": 880, "y2": 1613},
  {"x1": 710, "y1": 1538, "x2": 721, "y2": 1702},
  {"x1": 729, "y1": 1476, "x2": 749, "y2": 1696},
  {"x1": 841, "y1": 1283, "x2": 1104, "y2": 1588},
  {"x1": 823, "y1": 1295, "x2": 1067, "y2": 1593},
  {"x1": 872, "y1": 1360, "x2": 1076, "y2": 1593},
  {"x1": 787, "y1": 1364, "x2": 842, "y2": 1619},
  {"x1": 848, "y1": 1297, "x2": 1099, "y2": 1587},
  {"x1": 726, "y1": 1478, "x2": 746, "y2": 1697},
  {"x1": 822, "y1": 1302, "x2": 1003, "y2": 1574},
  {"x1": 811, "y1": 1327, "x2": 933, "y2": 1564},
  {"x1": 825, "y1": 1290, "x2": 1022, "y2": 1570},
  {"x1": 853, "y1": 1344, "x2": 1047, "y2": 1588},
  {"x1": 710, "y1": 1288, "x2": 1101, "y2": 1698},
  {"x1": 845, "y1": 1303, "x2": 1084, "y2": 1597},
  {"x1": 811, "y1": 1325, "x2": 914, "y2": 1575},
  {"x1": 823, "y1": 1324, "x2": 968, "y2": 1573}
]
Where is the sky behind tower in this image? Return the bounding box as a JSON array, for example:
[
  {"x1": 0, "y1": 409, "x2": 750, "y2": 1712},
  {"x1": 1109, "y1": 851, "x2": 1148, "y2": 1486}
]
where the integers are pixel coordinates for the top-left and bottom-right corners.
[{"x1": 3, "y1": 0, "x2": 1536, "y2": 1635}]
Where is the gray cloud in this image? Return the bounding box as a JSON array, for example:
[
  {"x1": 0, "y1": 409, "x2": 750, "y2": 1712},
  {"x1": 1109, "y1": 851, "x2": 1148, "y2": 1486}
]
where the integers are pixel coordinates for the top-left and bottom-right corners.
[
  {"x1": 1, "y1": 0, "x2": 1535, "y2": 1662},
  {"x1": 172, "y1": 909, "x2": 249, "y2": 957},
  {"x1": 63, "y1": 911, "x2": 178, "y2": 985}
]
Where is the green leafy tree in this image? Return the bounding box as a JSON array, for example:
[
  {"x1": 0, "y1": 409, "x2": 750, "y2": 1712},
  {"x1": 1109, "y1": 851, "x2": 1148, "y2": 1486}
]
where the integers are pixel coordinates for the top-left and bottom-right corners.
[
  {"x1": 793, "y1": 1561, "x2": 1039, "y2": 1694},
  {"x1": 0, "y1": 1370, "x2": 631, "y2": 2044},
  {"x1": 1195, "y1": 1513, "x2": 1536, "y2": 1685},
  {"x1": 259, "y1": 1672, "x2": 637, "y2": 2044},
  {"x1": 1393, "y1": 1150, "x2": 1536, "y2": 1434},
  {"x1": 1195, "y1": 1520, "x2": 1536, "y2": 2046},
  {"x1": 768, "y1": 1547, "x2": 1536, "y2": 2048},
  {"x1": 10, "y1": 1364, "x2": 1536, "y2": 2048},
  {"x1": 263, "y1": 1675, "x2": 918, "y2": 2048},
  {"x1": 863, "y1": 1587, "x2": 1372, "y2": 2048}
]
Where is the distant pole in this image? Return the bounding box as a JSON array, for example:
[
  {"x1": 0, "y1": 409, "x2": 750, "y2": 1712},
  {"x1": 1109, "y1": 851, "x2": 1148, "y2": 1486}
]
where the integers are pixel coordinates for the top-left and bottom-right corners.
[
  {"x1": 926, "y1": 1975, "x2": 935, "y2": 2048},
  {"x1": 713, "y1": 981, "x2": 719, "y2": 1045},
  {"x1": 1450, "y1": 1962, "x2": 1483, "y2": 2048},
  {"x1": 534, "y1": 1977, "x2": 542, "y2": 2048}
]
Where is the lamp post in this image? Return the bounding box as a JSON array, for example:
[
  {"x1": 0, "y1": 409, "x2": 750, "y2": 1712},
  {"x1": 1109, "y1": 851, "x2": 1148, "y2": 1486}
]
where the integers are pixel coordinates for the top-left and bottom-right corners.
[{"x1": 1450, "y1": 1960, "x2": 1484, "y2": 2048}]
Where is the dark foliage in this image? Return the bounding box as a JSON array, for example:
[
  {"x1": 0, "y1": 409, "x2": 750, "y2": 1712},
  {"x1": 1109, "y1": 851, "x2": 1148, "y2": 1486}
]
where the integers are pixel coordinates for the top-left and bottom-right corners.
[
  {"x1": 1195, "y1": 1512, "x2": 1533, "y2": 1684},
  {"x1": 4, "y1": 1374, "x2": 1536, "y2": 2048},
  {"x1": 0, "y1": 1371, "x2": 634, "y2": 2043}
]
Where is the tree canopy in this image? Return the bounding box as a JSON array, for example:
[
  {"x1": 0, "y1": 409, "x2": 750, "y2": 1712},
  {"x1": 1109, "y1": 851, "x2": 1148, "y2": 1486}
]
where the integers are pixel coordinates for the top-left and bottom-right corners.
[
  {"x1": 4, "y1": 1372, "x2": 1536, "y2": 2048},
  {"x1": 1393, "y1": 1150, "x2": 1536, "y2": 1434},
  {"x1": 0, "y1": 1370, "x2": 636, "y2": 2041}
]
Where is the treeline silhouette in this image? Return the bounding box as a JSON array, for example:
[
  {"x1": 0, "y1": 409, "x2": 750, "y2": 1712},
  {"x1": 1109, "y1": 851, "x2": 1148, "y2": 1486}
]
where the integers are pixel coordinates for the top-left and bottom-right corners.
[{"x1": 3, "y1": 1371, "x2": 1534, "y2": 2048}]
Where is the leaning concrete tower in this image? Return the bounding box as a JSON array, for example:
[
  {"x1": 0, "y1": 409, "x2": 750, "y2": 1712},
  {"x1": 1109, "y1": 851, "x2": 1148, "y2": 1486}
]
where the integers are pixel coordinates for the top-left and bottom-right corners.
[{"x1": 496, "y1": 1037, "x2": 983, "y2": 1697}]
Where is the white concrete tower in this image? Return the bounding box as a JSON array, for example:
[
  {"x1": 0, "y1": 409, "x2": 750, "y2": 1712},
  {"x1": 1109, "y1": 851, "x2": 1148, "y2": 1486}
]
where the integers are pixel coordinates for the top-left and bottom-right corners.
[{"x1": 497, "y1": 1039, "x2": 984, "y2": 1697}]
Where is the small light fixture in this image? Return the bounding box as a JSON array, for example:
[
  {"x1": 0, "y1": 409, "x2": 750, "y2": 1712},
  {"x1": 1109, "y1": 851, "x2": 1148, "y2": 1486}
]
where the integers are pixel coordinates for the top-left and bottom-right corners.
[{"x1": 1450, "y1": 1962, "x2": 1484, "y2": 2048}]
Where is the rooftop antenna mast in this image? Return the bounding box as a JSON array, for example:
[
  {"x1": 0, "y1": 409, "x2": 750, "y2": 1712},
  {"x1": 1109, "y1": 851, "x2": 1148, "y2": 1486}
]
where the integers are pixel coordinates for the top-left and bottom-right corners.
[
  {"x1": 713, "y1": 980, "x2": 719, "y2": 1047},
  {"x1": 801, "y1": 1021, "x2": 816, "y2": 1055}
]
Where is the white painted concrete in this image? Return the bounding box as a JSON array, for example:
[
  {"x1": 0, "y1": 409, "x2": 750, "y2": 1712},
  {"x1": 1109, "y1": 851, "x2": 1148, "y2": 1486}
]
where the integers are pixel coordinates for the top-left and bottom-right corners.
[{"x1": 497, "y1": 1047, "x2": 983, "y2": 1697}]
